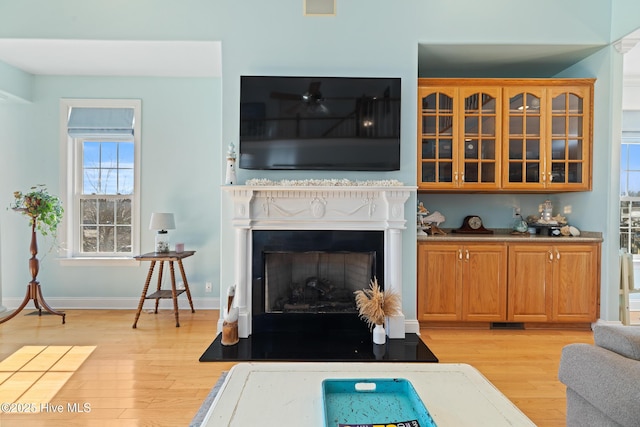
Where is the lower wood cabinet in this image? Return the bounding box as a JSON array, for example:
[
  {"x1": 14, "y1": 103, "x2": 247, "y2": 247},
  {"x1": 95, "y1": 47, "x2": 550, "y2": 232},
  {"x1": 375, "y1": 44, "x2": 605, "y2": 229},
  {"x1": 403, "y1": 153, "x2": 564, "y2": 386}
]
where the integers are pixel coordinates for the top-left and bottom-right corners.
[
  {"x1": 417, "y1": 240, "x2": 600, "y2": 324},
  {"x1": 508, "y1": 243, "x2": 600, "y2": 322},
  {"x1": 417, "y1": 242, "x2": 507, "y2": 322}
]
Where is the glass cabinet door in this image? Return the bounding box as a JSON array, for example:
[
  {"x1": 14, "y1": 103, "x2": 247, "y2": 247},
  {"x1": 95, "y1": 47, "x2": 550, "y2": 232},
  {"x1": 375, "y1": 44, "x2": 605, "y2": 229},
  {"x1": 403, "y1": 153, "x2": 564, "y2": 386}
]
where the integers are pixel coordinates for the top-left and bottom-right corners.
[
  {"x1": 546, "y1": 86, "x2": 591, "y2": 190},
  {"x1": 418, "y1": 87, "x2": 457, "y2": 188},
  {"x1": 459, "y1": 87, "x2": 501, "y2": 189},
  {"x1": 502, "y1": 87, "x2": 545, "y2": 189}
]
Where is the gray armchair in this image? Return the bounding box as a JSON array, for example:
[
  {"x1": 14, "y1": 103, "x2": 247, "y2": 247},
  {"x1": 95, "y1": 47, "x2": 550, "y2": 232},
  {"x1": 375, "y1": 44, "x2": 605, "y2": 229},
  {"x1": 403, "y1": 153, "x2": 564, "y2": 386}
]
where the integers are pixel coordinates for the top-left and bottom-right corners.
[{"x1": 558, "y1": 324, "x2": 640, "y2": 427}]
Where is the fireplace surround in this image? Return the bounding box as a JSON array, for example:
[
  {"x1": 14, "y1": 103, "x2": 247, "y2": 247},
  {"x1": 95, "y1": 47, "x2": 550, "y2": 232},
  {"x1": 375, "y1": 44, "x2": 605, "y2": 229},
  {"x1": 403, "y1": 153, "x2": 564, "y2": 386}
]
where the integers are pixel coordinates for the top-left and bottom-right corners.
[{"x1": 221, "y1": 183, "x2": 414, "y2": 339}]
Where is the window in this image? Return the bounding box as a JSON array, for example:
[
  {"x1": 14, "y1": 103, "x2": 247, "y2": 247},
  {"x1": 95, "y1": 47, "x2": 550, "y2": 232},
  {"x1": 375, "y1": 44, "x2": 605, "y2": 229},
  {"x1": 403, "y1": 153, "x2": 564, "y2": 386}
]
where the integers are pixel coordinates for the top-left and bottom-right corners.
[
  {"x1": 60, "y1": 99, "x2": 141, "y2": 262},
  {"x1": 620, "y1": 142, "x2": 640, "y2": 255}
]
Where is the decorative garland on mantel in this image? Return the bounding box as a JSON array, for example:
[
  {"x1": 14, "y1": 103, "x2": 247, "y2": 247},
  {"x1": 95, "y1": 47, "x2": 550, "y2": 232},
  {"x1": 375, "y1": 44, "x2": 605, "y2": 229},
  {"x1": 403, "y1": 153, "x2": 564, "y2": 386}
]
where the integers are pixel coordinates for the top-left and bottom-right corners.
[{"x1": 245, "y1": 178, "x2": 404, "y2": 187}]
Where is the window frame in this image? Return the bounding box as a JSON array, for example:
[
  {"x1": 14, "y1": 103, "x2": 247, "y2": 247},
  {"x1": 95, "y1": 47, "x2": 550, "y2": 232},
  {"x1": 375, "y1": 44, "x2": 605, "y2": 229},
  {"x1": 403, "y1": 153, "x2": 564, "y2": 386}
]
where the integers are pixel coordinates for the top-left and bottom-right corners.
[{"x1": 59, "y1": 99, "x2": 141, "y2": 265}]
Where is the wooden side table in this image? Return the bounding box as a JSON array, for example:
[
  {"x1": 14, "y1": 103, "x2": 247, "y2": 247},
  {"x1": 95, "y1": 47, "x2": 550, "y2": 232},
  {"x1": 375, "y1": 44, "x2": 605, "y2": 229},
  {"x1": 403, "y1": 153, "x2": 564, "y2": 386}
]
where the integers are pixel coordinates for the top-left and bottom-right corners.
[{"x1": 132, "y1": 250, "x2": 196, "y2": 328}]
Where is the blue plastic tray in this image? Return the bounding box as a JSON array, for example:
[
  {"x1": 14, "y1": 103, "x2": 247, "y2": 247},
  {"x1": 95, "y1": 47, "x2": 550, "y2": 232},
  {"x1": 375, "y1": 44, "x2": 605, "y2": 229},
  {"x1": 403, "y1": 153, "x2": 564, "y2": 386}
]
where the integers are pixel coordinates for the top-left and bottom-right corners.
[{"x1": 322, "y1": 378, "x2": 437, "y2": 427}]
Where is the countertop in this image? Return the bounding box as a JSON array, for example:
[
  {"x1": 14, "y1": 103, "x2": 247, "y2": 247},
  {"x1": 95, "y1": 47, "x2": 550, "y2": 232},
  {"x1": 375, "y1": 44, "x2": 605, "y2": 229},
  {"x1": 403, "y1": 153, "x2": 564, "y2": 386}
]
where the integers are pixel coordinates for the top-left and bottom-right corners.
[{"x1": 417, "y1": 228, "x2": 603, "y2": 243}]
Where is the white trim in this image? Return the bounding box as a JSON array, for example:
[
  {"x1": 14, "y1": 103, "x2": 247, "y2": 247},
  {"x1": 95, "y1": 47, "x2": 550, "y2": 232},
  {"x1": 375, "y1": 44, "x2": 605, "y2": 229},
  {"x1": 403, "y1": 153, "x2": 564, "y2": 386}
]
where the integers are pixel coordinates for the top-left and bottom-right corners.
[
  {"x1": 1, "y1": 297, "x2": 219, "y2": 310},
  {"x1": 59, "y1": 99, "x2": 141, "y2": 260},
  {"x1": 222, "y1": 185, "x2": 415, "y2": 339},
  {"x1": 58, "y1": 257, "x2": 139, "y2": 267},
  {"x1": 404, "y1": 319, "x2": 421, "y2": 335}
]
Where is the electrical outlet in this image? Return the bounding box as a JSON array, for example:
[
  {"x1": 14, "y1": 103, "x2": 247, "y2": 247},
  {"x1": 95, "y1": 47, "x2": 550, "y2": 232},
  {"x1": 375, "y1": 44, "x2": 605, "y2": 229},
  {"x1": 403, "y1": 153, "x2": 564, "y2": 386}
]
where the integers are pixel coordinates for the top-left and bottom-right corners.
[
  {"x1": 512, "y1": 207, "x2": 521, "y2": 218},
  {"x1": 205, "y1": 282, "x2": 212, "y2": 292},
  {"x1": 564, "y1": 205, "x2": 572, "y2": 214}
]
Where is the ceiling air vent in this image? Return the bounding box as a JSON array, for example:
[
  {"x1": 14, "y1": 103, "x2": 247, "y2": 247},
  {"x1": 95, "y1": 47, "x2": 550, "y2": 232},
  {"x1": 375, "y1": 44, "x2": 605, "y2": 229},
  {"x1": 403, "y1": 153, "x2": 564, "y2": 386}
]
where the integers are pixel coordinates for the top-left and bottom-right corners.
[{"x1": 304, "y1": 0, "x2": 336, "y2": 16}]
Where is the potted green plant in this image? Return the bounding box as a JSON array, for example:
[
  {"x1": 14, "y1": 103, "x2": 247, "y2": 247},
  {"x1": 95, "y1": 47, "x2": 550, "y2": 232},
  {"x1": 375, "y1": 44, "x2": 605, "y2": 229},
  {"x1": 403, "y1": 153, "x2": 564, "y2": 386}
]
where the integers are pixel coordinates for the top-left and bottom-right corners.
[
  {"x1": 1, "y1": 184, "x2": 66, "y2": 324},
  {"x1": 10, "y1": 184, "x2": 64, "y2": 238}
]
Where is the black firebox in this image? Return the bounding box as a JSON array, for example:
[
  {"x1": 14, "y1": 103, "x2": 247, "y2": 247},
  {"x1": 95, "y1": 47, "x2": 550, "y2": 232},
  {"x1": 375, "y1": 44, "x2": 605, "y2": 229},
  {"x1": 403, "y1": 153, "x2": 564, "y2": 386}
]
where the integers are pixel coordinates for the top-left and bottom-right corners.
[{"x1": 251, "y1": 230, "x2": 384, "y2": 334}]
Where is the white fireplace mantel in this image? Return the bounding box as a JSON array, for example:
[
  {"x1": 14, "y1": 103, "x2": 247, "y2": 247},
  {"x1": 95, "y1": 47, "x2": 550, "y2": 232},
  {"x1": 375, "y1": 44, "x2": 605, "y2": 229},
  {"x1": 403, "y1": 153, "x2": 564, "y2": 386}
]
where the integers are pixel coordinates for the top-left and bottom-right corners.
[{"x1": 221, "y1": 184, "x2": 415, "y2": 338}]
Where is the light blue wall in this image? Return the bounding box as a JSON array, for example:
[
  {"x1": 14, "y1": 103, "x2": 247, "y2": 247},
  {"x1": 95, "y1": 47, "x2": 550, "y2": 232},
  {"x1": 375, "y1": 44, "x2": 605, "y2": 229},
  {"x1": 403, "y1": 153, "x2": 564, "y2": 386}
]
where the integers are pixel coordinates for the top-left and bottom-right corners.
[
  {"x1": 0, "y1": 76, "x2": 221, "y2": 303},
  {"x1": 612, "y1": 0, "x2": 640, "y2": 40},
  {"x1": 0, "y1": 60, "x2": 32, "y2": 102},
  {"x1": 0, "y1": 0, "x2": 639, "y2": 321}
]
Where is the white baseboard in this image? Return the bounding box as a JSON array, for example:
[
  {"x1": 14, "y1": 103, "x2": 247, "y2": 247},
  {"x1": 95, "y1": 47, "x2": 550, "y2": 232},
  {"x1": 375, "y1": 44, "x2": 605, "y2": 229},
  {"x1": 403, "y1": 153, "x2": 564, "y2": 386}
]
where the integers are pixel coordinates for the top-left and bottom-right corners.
[
  {"x1": 404, "y1": 319, "x2": 421, "y2": 335},
  {"x1": 0, "y1": 297, "x2": 220, "y2": 311}
]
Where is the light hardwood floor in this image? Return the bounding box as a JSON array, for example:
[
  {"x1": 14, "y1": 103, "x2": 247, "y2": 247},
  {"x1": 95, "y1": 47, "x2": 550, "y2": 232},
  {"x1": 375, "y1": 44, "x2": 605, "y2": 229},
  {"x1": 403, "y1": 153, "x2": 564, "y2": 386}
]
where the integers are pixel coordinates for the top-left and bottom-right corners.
[{"x1": 0, "y1": 309, "x2": 595, "y2": 426}]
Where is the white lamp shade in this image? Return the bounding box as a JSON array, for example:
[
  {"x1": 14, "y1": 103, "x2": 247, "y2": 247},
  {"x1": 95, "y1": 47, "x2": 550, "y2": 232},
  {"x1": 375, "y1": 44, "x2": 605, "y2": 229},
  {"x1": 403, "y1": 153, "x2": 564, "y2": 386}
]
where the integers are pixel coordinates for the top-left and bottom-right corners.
[{"x1": 149, "y1": 213, "x2": 175, "y2": 231}]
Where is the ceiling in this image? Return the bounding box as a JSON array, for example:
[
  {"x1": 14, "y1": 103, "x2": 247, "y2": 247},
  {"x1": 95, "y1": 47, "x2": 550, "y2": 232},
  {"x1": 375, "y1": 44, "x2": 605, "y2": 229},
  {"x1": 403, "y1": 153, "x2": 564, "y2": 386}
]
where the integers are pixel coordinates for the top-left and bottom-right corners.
[
  {"x1": 418, "y1": 44, "x2": 606, "y2": 78},
  {"x1": 0, "y1": 39, "x2": 221, "y2": 77},
  {"x1": 0, "y1": 34, "x2": 638, "y2": 80},
  {"x1": 418, "y1": 28, "x2": 640, "y2": 79}
]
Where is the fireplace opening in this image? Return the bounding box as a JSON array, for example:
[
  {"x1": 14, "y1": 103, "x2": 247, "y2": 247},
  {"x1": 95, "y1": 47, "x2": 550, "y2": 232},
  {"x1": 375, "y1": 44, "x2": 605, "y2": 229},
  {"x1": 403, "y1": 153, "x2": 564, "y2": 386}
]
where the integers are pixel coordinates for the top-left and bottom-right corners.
[
  {"x1": 252, "y1": 230, "x2": 384, "y2": 334},
  {"x1": 264, "y1": 251, "x2": 374, "y2": 315}
]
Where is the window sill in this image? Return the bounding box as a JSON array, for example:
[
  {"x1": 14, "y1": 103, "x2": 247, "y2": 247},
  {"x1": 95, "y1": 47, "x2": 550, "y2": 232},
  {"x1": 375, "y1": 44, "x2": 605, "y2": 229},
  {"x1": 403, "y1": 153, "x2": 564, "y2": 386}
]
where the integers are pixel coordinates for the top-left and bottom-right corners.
[{"x1": 58, "y1": 257, "x2": 140, "y2": 267}]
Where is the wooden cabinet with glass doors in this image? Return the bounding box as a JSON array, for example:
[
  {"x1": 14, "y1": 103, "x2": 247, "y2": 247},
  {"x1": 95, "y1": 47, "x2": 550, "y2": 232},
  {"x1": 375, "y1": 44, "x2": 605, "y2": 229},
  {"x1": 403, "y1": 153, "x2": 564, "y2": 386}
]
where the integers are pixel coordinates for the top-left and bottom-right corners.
[
  {"x1": 417, "y1": 84, "x2": 501, "y2": 190},
  {"x1": 503, "y1": 83, "x2": 593, "y2": 191},
  {"x1": 417, "y1": 78, "x2": 594, "y2": 192}
]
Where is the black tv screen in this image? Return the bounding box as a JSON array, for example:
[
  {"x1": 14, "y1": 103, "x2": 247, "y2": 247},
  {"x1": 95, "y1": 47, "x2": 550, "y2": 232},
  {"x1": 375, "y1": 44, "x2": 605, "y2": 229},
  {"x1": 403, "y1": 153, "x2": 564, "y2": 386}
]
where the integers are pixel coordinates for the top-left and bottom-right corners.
[{"x1": 239, "y1": 76, "x2": 401, "y2": 171}]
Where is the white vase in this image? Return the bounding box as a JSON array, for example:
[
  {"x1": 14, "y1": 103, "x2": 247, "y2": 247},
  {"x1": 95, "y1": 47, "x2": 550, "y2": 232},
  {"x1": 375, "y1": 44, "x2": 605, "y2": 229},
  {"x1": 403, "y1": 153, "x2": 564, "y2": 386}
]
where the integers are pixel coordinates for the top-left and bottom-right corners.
[{"x1": 372, "y1": 324, "x2": 386, "y2": 344}]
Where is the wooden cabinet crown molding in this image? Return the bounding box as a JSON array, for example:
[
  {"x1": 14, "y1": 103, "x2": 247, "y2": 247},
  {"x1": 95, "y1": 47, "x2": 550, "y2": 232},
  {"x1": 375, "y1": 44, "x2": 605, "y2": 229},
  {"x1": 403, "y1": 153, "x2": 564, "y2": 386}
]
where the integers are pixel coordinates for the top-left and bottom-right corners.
[{"x1": 418, "y1": 78, "x2": 596, "y2": 87}]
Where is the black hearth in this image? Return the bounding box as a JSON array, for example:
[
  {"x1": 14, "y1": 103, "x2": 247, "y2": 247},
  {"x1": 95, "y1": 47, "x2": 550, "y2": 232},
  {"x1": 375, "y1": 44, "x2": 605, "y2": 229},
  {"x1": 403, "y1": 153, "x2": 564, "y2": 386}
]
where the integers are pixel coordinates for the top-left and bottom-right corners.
[
  {"x1": 199, "y1": 229, "x2": 438, "y2": 362},
  {"x1": 199, "y1": 329, "x2": 439, "y2": 362}
]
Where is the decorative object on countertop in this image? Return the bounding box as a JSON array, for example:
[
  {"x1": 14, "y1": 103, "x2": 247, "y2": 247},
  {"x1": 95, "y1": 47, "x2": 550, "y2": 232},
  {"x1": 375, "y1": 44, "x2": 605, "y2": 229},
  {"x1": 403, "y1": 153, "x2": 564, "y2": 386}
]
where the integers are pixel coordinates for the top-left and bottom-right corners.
[
  {"x1": 149, "y1": 212, "x2": 175, "y2": 253},
  {"x1": 560, "y1": 225, "x2": 581, "y2": 237},
  {"x1": 222, "y1": 284, "x2": 239, "y2": 346},
  {"x1": 417, "y1": 203, "x2": 446, "y2": 236},
  {"x1": 542, "y1": 199, "x2": 553, "y2": 221},
  {"x1": 354, "y1": 278, "x2": 401, "y2": 345},
  {"x1": 453, "y1": 215, "x2": 493, "y2": 234},
  {"x1": 532, "y1": 199, "x2": 567, "y2": 226},
  {"x1": 225, "y1": 142, "x2": 237, "y2": 185},
  {"x1": 417, "y1": 202, "x2": 429, "y2": 235},
  {"x1": 512, "y1": 213, "x2": 529, "y2": 234},
  {"x1": 527, "y1": 210, "x2": 574, "y2": 236},
  {"x1": 2, "y1": 185, "x2": 66, "y2": 325},
  {"x1": 423, "y1": 211, "x2": 446, "y2": 235}
]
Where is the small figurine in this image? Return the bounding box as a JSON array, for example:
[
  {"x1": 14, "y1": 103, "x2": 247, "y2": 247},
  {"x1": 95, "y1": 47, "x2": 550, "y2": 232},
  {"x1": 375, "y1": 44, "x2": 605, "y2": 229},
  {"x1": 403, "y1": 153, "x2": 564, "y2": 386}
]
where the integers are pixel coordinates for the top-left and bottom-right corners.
[
  {"x1": 225, "y1": 142, "x2": 237, "y2": 185},
  {"x1": 417, "y1": 201, "x2": 430, "y2": 233},
  {"x1": 422, "y1": 210, "x2": 447, "y2": 235}
]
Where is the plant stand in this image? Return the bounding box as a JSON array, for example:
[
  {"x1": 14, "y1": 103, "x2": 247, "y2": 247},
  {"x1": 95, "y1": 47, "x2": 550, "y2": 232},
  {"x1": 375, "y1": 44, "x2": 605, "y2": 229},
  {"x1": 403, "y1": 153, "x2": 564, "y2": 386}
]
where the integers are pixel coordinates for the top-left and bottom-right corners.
[{"x1": 0, "y1": 221, "x2": 65, "y2": 324}]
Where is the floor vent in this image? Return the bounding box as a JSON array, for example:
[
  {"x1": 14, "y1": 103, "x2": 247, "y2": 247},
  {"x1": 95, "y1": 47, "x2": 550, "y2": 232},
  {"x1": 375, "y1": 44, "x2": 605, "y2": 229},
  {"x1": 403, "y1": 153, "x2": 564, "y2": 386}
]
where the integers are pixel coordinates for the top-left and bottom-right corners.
[{"x1": 491, "y1": 322, "x2": 524, "y2": 330}]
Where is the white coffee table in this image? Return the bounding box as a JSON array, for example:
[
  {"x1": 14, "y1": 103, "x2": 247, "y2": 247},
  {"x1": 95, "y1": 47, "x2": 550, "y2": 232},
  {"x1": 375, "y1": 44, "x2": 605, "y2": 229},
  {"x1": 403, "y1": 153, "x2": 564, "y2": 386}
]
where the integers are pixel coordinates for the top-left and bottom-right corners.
[{"x1": 202, "y1": 362, "x2": 535, "y2": 426}]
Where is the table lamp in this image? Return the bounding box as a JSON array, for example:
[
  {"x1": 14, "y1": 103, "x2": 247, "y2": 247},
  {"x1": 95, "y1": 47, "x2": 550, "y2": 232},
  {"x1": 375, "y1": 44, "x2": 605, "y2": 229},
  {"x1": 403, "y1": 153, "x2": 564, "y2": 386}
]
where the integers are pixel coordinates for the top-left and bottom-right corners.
[{"x1": 149, "y1": 212, "x2": 175, "y2": 253}]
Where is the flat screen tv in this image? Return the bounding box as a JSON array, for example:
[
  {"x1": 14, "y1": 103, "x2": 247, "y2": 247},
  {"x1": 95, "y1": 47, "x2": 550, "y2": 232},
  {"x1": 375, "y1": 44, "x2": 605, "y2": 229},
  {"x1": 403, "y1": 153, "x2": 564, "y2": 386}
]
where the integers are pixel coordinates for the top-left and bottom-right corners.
[{"x1": 239, "y1": 76, "x2": 401, "y2": 171}]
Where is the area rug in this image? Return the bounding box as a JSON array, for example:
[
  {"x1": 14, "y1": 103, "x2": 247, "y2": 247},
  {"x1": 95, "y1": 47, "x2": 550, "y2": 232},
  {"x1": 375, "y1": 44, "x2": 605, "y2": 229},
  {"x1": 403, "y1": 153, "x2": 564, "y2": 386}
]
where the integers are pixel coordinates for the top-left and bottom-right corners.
[{"x1": 189, "y1": 371, "x2": 228, "y2": 427}]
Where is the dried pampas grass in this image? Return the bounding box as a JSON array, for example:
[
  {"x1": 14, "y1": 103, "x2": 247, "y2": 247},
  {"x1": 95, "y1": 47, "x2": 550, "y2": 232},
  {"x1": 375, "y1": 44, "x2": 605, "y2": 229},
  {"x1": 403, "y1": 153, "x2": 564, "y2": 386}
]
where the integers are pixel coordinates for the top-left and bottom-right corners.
[{"x1": 354, "y1": 277, "x2": 401, "y2": 330}]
